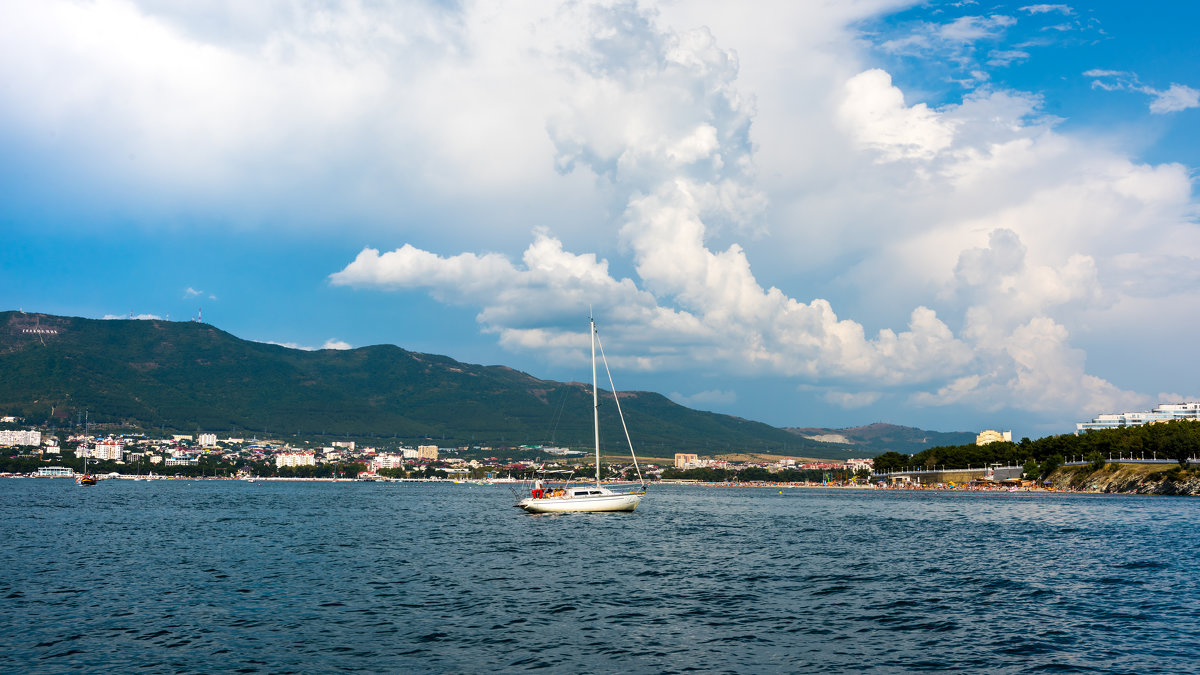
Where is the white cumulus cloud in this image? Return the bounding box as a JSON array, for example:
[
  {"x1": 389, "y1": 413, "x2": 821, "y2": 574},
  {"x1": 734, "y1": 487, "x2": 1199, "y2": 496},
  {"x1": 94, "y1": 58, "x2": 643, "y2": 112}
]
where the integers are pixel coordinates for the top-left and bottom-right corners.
[
  {"x1": 6, "y1": 0, "x2": 1196, "y2": 429},
  {"x1": 102, "y1": 313, "x2": 164, "y2": 320},
  {"x1": 327, "y1": 1, "x2": 1198, "y2": 425},
  {"x1": 261, "y1": 338, "x2": 354, "y2": 352},
  {"x1": 1148, "y1": 83, "x2": 1200, "y2": 114},
  {"x1": 1020, "y1": 5, "x2": 1073, "y2": 15},
  {"x1": 670, "y1": 389, "x2": 737, "y2": 408},
  {"x1": 839, "y1": 69, "x2": 957, "y2": 162}
]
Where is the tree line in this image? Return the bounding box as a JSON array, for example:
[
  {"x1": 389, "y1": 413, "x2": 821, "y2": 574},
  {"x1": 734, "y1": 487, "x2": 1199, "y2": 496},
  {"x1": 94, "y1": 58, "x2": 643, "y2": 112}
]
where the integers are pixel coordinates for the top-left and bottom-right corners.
[{"x1": 873, "y1": 421, "x2": 1200, "y2": 476}]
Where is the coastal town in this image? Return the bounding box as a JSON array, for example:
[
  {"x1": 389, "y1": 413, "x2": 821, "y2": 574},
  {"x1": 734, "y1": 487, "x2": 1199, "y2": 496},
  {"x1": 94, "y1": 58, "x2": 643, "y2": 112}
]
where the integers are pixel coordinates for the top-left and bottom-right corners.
[
  {"x1": 3, "y1": 401, "x2": 1198, "y2": 493},
  {"x1": 0, "y1": 420, "x2": 872, "y2": 484}
]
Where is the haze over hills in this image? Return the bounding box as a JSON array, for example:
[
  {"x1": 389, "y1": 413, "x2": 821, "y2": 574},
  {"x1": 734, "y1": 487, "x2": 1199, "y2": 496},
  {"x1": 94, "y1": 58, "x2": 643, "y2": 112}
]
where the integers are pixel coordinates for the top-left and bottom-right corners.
[{"x1": 786, "y1": 423, "x2": 977, "y2": 456}]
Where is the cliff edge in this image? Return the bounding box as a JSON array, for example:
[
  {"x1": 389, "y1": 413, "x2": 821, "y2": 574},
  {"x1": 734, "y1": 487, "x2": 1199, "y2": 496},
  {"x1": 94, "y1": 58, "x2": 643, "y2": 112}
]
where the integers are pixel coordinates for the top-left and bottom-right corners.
[{"x1": 1047, "y1": 463, "x2": 1200, "y2": 496}]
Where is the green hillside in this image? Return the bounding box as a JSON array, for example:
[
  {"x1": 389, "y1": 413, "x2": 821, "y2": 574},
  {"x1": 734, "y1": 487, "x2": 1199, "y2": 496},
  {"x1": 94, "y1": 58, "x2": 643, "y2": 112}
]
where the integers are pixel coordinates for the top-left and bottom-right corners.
[{"x1": 0, "y1": 311, "x2": 842, "y2": 456}]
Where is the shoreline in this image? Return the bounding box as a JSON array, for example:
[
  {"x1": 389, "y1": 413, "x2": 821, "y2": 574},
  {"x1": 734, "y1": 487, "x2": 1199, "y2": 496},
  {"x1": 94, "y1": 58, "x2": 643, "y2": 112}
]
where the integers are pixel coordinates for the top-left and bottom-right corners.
[{"x1": 10, "y1": 468, "x2": 1198, "y2": 495}]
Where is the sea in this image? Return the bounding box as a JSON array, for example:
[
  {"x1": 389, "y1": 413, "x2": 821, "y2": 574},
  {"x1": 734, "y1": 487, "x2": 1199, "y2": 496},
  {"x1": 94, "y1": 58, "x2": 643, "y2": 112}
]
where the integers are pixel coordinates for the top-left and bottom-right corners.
[{"x1": 1, "y1": 480, "x2": 1197, "y2": 674}]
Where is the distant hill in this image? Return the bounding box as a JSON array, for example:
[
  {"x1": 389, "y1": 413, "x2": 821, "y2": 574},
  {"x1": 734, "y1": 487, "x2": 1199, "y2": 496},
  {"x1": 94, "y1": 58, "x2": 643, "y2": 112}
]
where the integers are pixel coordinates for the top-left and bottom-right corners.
[
  {"x1": 785, "y1": 423, "x2": 976, "y2": 455},
  {"x1": 0, "y1": 311, "x2": 849, "y2": 457}
]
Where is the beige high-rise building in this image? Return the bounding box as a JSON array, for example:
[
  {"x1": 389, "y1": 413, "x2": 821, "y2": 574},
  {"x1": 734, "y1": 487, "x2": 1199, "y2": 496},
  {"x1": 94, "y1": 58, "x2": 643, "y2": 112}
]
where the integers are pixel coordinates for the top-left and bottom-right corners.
[
  {"x1": 674, "y1": 453, "x2": 700, "y2": 469},
  {"x1": 976, "y1": 430, "x2": 1012, "y2": 445}
]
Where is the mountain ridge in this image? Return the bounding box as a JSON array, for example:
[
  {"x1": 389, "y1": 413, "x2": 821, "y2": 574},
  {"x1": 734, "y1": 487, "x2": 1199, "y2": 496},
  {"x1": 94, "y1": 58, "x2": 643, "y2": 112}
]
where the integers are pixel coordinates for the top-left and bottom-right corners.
[
  {"x1": 1, "y1": 311, "x2": 973, "y2": 457},
  {"x1": 0, "y1": 311, "x2": 861, "y2": 456}
]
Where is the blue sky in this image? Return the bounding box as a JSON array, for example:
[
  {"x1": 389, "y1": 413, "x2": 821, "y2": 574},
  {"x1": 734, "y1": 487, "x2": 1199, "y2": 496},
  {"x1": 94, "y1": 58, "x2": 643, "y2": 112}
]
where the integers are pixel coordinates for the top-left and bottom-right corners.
[{"x1": 2, "y1": 0, "x2": 1197, "y2": 439}]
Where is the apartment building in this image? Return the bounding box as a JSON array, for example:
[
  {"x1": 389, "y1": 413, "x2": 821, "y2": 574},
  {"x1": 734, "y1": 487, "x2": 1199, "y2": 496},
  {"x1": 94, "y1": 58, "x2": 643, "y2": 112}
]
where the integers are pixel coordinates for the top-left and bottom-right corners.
[{"x1": 1076, "y1": 402, "x2": 1200, "y2": 433}]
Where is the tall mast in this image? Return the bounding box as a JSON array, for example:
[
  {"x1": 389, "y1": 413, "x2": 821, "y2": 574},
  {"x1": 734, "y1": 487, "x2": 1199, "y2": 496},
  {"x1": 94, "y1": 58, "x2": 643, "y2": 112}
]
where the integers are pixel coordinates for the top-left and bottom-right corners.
[{"x1": 591, "y1": 315, "x2": 601, "y2": 486}]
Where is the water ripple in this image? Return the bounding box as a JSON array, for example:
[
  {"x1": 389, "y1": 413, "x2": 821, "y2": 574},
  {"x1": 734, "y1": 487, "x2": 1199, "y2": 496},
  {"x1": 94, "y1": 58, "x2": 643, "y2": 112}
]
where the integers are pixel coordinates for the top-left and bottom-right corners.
[{"x1": 1, "y1": 481, "x2": 1197, "y2": 673}]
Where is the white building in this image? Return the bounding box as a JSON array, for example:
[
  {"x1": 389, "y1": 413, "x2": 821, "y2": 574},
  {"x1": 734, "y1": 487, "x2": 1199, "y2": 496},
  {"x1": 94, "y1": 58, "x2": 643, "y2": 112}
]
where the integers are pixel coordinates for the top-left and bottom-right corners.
[
  {"x1": 276, "y1": 451, "x2": 317, "y2": 468},
  {"x1": 164, "y1": 455, "x2": 199, "y2": 466},
  {"x1": 401, "y1": 447, "x2": 418, "y2": 459},
  {"x1": 198, "y1": 433, "x2": 218, "y2": 448},
  {"x1": 374, "y1": 454, "x2": 405, "y2": 470},
  {"x1": 846, "y1": 458, "x2": 874, "y2": 472},
  {"x1": 90, "y1": 441, "x2": 125, "y2": 461},
  {"x1": 1076, "y1": 402, "x2": 1200, "y2": 433},
  {"x1": 0, "y1": 429, "x2": 42, "y2": 447}
]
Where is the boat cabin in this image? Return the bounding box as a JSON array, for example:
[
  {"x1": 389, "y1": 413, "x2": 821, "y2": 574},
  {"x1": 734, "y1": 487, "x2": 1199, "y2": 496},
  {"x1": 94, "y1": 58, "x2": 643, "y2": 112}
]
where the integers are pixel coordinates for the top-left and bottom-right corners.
[{"x1": 565, "y1": 486, "x2": 612, "y2": 498}]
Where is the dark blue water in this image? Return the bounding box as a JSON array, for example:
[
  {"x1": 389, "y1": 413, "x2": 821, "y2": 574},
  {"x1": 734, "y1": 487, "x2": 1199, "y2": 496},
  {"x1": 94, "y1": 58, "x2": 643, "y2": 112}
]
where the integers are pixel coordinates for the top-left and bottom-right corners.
[{"x1": 1, "y1": 480, "x2": 1197, "y2": 673}]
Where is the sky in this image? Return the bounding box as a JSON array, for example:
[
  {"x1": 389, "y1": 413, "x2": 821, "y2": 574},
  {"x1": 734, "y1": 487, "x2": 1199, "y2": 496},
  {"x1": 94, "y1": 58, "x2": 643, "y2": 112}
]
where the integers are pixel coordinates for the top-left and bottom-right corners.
[{"x1": 2, "y1": 0, "x2": 1198, "y2": 439}]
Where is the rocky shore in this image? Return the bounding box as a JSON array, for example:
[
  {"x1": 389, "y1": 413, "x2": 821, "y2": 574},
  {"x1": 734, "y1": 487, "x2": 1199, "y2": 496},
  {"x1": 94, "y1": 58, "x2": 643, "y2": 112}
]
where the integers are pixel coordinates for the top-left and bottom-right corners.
[{"x1": 1046, "y1": 463, "x2": 1200, "y2": 496}]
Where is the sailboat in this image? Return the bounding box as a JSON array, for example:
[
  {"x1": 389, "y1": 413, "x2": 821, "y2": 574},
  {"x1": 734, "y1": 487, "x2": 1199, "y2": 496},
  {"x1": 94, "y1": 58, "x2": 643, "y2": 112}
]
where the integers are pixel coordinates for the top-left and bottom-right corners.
[
  {"x1": 76, "y1": 452, "x2": 97, "y2": 486},
  {"x1": 516, "y1": 315, "x2": 647, "y2": 514},
  {"x1": 76, "y1": 414, "x2": 97, "y2": 486}
]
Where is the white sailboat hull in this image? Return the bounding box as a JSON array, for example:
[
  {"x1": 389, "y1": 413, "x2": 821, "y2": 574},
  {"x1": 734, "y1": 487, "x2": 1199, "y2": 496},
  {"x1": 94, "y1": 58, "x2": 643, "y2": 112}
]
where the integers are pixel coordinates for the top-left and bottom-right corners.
[{"x1": 518, "y1": 492, "x2": 642, "y2": 513}]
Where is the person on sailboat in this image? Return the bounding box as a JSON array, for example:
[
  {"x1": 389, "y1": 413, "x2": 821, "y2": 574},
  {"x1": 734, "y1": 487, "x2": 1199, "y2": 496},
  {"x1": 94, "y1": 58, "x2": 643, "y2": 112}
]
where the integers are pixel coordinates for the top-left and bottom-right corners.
[{"x1": 532, "y1": 479, "x2": 544, "y2": 499}]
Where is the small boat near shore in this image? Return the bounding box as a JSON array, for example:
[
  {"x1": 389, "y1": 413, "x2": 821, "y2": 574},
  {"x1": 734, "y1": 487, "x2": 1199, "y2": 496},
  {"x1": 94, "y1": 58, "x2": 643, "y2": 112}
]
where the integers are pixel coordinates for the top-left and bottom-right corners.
[
  {"x1": 76, "y1": 447, "x2": 97, "y2": 486},
  {"x1": 76, "y1": 414, "x2": 98, "y2": 486}
]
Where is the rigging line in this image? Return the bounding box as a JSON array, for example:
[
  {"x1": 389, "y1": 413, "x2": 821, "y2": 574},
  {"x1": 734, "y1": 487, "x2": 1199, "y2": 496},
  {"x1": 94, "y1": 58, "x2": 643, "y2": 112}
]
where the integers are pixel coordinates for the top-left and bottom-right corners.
[
  {"x1": 546, "y1": 383, "x2": 571, "y2": 445},
  {"x1": 594, "y1": 328, "x2": 645, "y2": 487}
]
